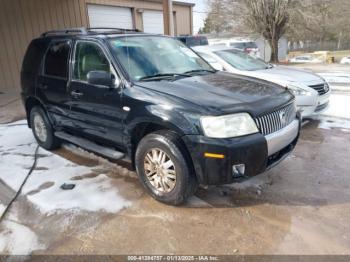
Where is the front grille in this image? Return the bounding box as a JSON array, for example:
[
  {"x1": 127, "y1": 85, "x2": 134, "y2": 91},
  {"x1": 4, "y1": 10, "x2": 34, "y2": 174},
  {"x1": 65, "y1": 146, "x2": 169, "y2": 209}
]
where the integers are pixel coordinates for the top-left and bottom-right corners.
[
  {"x1": 309, "y1": 83, "x2": 329, "y2": 95},
  {"x1": 255, "y1": 103, "x2": 296, "y2": 135}
]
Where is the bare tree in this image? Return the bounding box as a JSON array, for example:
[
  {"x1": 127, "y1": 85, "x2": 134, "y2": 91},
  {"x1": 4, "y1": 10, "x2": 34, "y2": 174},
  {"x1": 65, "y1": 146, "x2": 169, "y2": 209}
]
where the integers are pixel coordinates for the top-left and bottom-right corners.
[
  {"x1": 201, "y1": 0, "x2": 247, "y2": 34},
  {"x1": 288, "y1": 0, "x2": 350, "y2": 50},
  {"x1": 245, "y1": 0, "x2": 291, "y2": 62}
]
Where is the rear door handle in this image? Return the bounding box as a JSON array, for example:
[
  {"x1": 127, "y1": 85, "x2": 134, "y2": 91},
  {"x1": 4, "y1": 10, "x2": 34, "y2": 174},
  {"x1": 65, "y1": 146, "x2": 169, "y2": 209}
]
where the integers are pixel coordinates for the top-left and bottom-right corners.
[{"x1": 71, "y1": 90, "x2": 84, "y2": 98}]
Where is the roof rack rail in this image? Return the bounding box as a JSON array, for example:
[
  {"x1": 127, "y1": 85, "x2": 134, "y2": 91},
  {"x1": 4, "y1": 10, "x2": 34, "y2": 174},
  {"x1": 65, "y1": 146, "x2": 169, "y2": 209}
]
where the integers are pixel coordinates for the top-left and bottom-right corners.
[
  {"x1": 87, "y1": 27, "x2": 140, "y2": 33},
  {"x1": 41, "y1": 27, "x2": 141, "y2": 37},
  {"x1": 41, "y1": 27, "x2": 87, "y2": 37}
]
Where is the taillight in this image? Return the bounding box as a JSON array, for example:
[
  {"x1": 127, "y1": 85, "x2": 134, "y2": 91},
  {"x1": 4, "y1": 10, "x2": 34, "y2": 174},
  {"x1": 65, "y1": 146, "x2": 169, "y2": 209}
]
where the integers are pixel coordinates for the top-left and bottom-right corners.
[{"x1": 245, "y1": 48, "x2": 253, "y2": 53}]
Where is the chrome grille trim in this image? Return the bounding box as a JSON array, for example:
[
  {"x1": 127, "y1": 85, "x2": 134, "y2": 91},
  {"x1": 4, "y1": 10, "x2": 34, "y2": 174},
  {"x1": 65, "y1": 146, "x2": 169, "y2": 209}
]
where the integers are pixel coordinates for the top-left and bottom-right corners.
[
  {"x1": 309, "y1": 83, "x2": 328, "y2": 95},
  {"x1": 255, "y1": 103, "x2": 296, "y2": 135}
]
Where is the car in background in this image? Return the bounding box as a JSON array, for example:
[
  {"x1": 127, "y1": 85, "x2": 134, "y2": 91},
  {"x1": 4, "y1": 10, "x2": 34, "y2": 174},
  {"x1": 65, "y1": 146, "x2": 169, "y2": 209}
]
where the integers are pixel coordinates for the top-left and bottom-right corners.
[
  {"x1": 209, "y1": 39, "x2": 260, "y2": 58},
  {"x1": 289, "y1": 55, "x2": 323, "y2": 64},
  {"x1": 193, "y1": 45, "x2": 330, "y2": 118},
  {"x1": 229, "y1": 41, "x2": 260, "y2": 58},
  {"x1": 340, "y1": 56, "x2": 350, "y2": 64},
  {"x1": 176, "y1": 35, "x2": 208, "y2": 47}
]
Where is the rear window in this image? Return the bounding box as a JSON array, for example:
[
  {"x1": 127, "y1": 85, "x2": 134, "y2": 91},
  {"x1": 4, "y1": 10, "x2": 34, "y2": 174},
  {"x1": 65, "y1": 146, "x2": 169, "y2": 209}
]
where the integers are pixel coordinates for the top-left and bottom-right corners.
[
  {"x1": 230, "y1": 42, "x2": 245, "y2": 49},
  {"x1": 44, "y1": 41, "x2": 70, "y2": 78},
  {"x1": 185, "y1": 36, "x2": 208, "y2": 47},
  {"x1": 230, "y1": 42, "x2": 257, "y2": 49}
]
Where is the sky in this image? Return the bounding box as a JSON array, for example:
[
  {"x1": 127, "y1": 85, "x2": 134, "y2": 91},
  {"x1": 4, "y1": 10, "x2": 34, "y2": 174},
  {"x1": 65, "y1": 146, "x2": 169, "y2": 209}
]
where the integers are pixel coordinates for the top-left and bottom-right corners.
[{"x1": 180, "y1": 0, "x2": 208, "y2": 34}]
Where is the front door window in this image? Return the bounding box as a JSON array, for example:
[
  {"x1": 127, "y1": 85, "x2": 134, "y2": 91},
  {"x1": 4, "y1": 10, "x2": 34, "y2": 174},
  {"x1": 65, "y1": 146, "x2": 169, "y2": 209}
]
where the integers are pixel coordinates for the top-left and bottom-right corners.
[{"x1": 73, "y1": 42, "x2": 110, "y2": 81}]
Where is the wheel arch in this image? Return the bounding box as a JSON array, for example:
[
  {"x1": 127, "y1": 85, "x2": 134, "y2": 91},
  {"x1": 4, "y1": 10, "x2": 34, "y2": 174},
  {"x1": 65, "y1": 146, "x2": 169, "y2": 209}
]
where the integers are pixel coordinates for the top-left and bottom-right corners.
[{"x1": 127, "y1": 121, "x2": 197, "y2": 182}]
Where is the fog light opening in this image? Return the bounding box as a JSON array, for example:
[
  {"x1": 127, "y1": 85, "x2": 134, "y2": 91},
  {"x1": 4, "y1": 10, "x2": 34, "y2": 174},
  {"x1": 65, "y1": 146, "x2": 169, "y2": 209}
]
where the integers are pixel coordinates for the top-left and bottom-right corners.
[{"x1": 232, "y1": 164, "x2": 245, "y2": 178}]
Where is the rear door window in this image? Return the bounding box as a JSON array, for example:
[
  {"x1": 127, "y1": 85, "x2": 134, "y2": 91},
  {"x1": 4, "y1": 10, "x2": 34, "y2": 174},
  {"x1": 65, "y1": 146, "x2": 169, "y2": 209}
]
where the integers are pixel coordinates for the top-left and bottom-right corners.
[{"x1": 44, "y1": 41, "x2": 70, "y2": 78}]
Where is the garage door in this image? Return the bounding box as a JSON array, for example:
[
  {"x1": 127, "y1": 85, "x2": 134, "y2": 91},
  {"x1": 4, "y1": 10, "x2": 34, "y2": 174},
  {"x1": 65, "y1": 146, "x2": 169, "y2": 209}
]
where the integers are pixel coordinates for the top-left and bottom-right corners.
[
  {"x1": 143, "y1": 10, "x2": 164, "y2": 34},
  {"x1": 87, "y1": 4, "x2": 133, "y2": 29}
]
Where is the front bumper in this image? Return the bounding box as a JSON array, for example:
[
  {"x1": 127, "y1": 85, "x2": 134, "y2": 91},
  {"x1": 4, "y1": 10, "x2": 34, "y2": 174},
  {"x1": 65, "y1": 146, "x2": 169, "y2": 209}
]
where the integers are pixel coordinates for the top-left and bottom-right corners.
[
  {"x1": 302, "y1": 91, "x2": 330, "y2": 117},
  {"x1": 183, "y1": 118, "x2": 300, "y2": 185}
]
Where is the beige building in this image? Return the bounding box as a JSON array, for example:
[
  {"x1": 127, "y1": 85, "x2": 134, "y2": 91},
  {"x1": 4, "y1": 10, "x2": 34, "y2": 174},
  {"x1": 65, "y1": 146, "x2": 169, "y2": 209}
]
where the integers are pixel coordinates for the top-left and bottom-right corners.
[{"x1": 0, "y1": 0, "x2": 194, "y2": 92}]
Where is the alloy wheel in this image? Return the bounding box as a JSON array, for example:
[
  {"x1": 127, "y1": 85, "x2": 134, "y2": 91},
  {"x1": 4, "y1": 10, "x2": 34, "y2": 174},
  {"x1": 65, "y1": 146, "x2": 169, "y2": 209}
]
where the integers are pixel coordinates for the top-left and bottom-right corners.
[{"x1": 144, "y1": 148, "x2": 177, "y2": 193}]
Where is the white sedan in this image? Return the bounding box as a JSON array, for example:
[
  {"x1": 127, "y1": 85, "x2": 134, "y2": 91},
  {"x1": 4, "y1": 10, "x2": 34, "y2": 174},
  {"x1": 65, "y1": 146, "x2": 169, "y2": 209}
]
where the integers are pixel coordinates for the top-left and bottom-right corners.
[
  {"x1": 289, "y1": 55, "x2": 323, "y2": 64},
  {"x1": 340, "y1": 57, "x2": 350, "y2": 64},
  {"x1": 193, "y1": 45, "x2": 330, "y2": 118}
]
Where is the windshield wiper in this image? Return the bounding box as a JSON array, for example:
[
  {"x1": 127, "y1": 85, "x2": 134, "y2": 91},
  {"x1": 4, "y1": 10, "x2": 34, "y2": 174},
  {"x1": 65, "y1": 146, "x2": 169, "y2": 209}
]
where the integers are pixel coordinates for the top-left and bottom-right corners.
[
  {"x1": 183, "y1": 69, "x2": 216, "y2": 75},
  {"x1": 138, "y1": 73, "x2": 191, "y2": 82}
]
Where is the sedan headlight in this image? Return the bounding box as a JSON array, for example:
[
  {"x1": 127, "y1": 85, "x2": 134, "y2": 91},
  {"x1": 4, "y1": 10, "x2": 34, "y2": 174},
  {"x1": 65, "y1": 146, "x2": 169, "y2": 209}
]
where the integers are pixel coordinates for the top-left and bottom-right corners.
[
  {"x1": 200, "y1": 113, "x2": 259, "y2": 138},
  {"x1": 287, "y1": 84, "x2": 311, "y2": 96}
]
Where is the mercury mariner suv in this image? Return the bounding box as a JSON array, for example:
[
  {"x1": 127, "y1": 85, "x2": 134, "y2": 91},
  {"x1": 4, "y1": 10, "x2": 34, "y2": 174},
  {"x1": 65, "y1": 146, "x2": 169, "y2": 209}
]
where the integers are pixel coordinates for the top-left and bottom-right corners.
[{"x1": 21, "y1": 28, "x2": 301, "y2": 205}]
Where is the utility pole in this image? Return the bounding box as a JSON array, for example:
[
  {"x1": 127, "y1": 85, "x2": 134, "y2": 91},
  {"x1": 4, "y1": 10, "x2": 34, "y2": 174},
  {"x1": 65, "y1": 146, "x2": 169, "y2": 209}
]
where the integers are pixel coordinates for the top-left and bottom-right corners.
[{"x1": 163, "y1": 0, "x2": 174, "y2": 36}]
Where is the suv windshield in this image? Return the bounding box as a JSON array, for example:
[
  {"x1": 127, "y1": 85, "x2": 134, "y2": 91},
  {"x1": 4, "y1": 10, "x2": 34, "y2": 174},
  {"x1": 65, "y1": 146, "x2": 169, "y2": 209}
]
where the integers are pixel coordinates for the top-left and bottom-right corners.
[
  {"x1": 109, "y1": 36, "x2": 213, "y2": 81},
  {"x1": 214, "y1": 49, "x2": 269, "y2": 71}
]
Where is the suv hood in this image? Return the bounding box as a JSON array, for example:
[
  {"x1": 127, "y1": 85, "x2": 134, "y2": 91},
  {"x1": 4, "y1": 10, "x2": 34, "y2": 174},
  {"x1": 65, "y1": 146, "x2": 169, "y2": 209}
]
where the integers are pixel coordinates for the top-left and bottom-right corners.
[
  {"x1": 247, "y1": 66, "x2": 325, "y2": 86},
  {"x1": 135, "y1": 72, "x2": 294, "y2": 116}
]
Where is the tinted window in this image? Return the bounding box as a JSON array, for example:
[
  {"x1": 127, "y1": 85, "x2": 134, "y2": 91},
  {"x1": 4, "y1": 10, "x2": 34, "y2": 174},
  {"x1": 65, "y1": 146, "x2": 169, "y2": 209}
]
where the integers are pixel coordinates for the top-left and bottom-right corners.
[
  {"x1": 230, "y1": 43, "x2": 245, "y2": 49},
  {"x1": 44, "y1": 41, "x2": 70, "y2": 78},
  {"x1": 230, "y1": 42, "x2": 257, "y2": 49},
  {"x1": 245, "y1": 42, "x2": 258, "y2": 48},
  {"x1": 73, "y1": 42, "x2": 110, "y2": 81},
  {"x1": 22, "y1": 39, "x2": 48, "y2": 74},
  {"x1": 186, "y1": 36, "x2": 208, "y2": 47}
]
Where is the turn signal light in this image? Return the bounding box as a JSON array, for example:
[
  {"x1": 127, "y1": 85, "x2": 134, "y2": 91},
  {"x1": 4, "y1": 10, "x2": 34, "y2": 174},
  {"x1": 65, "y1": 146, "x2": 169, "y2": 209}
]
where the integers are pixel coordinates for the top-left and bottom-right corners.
[{"x1": 204, "y1": 153, "x2": 225, "y2": 159}]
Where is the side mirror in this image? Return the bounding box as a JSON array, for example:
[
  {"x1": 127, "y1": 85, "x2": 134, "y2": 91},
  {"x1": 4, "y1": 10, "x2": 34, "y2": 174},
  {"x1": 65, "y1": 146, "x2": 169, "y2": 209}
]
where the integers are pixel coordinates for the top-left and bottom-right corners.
[{"x1": 87, "y1": 71, "x2": 114, "y2": 88}]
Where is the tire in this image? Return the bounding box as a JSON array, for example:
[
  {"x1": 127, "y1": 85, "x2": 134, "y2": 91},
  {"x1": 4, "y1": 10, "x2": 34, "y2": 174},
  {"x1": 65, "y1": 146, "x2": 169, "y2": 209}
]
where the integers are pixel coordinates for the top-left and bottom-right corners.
[
  {"x1": 30, "y1": 106, "x2": 61, "y2": 150},
  {"x1": 135, "y1": 130, "x2": 198, "y2": 205}
]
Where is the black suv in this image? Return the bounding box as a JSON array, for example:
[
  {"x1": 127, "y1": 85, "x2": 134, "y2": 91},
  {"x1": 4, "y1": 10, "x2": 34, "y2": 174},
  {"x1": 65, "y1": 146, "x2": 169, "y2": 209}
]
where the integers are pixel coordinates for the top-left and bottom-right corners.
[{"x1": 21, "y1": 28, "x2": 300, "y2": 205}]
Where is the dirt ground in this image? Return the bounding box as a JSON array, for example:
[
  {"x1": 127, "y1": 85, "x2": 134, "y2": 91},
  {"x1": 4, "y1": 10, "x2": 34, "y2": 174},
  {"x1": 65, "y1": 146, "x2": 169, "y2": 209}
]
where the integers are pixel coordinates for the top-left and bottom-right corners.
[
  {"x1": 28, "y1": 121, "x2": 349, "y2": 255},
  {"x1": 0, "y1": 70, "x2": 350, "y2": 255}
]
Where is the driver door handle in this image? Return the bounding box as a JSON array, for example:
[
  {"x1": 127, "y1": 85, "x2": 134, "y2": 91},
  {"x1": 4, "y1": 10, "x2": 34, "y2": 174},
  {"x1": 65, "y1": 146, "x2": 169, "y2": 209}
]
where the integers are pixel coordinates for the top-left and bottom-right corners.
[{"x1": 71, "y1": 90, "x2": 84, "y2": 98}]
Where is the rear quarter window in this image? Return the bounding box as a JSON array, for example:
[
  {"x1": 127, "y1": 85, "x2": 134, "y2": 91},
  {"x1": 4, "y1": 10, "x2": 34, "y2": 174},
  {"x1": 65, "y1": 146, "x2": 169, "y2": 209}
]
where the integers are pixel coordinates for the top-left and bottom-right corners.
[{"x1": 22, "y1": 39, "x2": 48, "y2": 74}]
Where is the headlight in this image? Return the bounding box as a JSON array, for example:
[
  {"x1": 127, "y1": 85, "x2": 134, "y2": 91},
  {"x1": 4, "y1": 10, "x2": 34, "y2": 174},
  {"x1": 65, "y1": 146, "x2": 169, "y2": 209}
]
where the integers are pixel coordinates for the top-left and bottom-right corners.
[
  {"x1": 287, "y1": 84, "x2": 311, "y2": 96},
  {"x1": 200, "y1": 113, "x2": 259, "y2": 138}
]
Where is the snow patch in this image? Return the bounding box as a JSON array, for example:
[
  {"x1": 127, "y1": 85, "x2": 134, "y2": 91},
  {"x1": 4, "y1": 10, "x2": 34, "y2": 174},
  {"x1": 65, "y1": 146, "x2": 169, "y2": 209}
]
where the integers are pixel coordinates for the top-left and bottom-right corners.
[
  {"x1": 26, "y1": 172, "x2": 131, "y2": 214},
  {"x1": 0, "y1": 121, "x2": 37, "y2": 191},
  {"x1": 317, "y1": 116, "x2": 350, "y2": 131},
  {"x1": 318, "y1": 72, "x2": 350, "y2": 84},
  {"x1": 321, "y1": 94, "x2": 350, "y2": 119},
  {"x1": 0, "y1": 220, "x2": 45, "y2": 255},
  {"x1": 0, "y1": 121, "x2": 132, "y2": 215}
]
